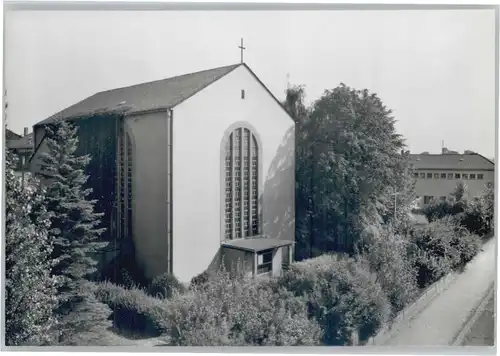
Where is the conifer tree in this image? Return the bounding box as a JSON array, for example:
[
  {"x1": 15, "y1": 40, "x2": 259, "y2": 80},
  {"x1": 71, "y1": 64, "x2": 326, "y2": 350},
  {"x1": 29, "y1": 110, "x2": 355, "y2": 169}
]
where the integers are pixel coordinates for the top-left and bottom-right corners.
[
  {"x1": 5, "y1": 150, "x2": 58, "y2": 346},
  {"x1": 37, "y1": 119, "x2": 112, "y2": 344}
]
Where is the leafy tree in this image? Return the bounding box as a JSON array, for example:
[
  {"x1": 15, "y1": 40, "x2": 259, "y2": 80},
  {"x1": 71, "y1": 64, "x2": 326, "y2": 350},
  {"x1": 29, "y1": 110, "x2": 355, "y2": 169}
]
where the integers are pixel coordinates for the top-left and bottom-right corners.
[
  {"x1": 293, "y1": 84, "x2": 413, "y2": 256},
  {"x1": 360, "y1": 227, "x2": 418, "y2": 314},
  {"x1": 4, "y1": 151, "x2": 58, "y2": 346},
  {"x1": 479, "y1": 183, "x2": 494, "y2": 232},
  {"x1": 283, "y1": 85, "x2": 315, "y2": 259},
  {"x1": 37, "y1": 119, "x2": 112, "y2": 344}
]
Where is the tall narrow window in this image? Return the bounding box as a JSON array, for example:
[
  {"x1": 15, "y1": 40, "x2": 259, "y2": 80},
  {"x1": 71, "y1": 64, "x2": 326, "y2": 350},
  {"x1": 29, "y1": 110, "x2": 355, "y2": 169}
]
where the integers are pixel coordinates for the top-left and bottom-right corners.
[
  {"x1": 223, "y1": 126, "x2": 260, "y2": 240},
  {"x1": 118, "y1": 127, "x2": 133, "y2": 240},
  {"x1": 118, "y1": 126, "x2": 126, "y2": 238},
  {"x1": 126, "y1": 133, "x2": 133, "y2": 240}
]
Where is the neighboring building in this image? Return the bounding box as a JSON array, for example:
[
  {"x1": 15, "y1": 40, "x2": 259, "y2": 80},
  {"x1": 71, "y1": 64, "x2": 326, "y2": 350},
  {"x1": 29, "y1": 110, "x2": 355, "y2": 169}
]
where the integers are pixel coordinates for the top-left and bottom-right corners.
[
  {"x1": 29, "y1": 63, "x2": 295, "y2": 283},
  {"x1": 409, "y1": 149, "x2": 494, "y2": 208},
  {"x1": 6, "y1": 127, "x2": 34, "y2": 178},
  {"x1": 5, "y1": 128, "x2": 21, "y2": 141}
]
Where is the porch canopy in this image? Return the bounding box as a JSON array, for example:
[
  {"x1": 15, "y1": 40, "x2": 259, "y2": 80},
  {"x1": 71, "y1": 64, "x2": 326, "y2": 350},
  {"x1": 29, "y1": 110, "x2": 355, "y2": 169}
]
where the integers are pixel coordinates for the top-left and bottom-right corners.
[{"x1": 222, "y1": 236, "x2": 293, "y2": 253}]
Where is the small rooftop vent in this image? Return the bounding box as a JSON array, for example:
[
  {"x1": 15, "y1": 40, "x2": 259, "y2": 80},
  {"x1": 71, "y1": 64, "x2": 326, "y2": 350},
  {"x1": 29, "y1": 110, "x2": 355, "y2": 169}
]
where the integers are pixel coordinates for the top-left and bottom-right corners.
[{"x1": 459, "y1": 157, "x2": 464, "y2": 161}]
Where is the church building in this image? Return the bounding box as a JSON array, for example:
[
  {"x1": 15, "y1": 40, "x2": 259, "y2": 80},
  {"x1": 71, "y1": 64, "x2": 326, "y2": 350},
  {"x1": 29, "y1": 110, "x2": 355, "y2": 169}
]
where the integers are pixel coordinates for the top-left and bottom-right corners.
[{"x1": 29, "y1": 63, "x2": 296, "y2": 283}]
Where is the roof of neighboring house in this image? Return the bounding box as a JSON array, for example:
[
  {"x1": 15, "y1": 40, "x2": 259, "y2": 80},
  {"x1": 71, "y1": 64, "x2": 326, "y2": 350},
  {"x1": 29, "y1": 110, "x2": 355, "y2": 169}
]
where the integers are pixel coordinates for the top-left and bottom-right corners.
[
  {"x1": 409, "y1": 153, "x2": 494, "y2": 171},
  {"x1": 5, "y1": 129, "x2": 21, "y2": 140},
  {"x1": 222, "y1": 237, "x2": 294, "y2": 253},
  {"x1": 36, "y1": 63, "x2": 243, "y2": 126},
  {"x1": 7, "y1": 132, "x2": 34, "y2": 150}
]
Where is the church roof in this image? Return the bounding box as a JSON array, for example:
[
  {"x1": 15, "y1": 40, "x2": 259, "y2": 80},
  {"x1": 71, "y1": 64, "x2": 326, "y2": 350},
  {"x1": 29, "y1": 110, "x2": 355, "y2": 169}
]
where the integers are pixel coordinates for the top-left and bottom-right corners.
[
  {"x1": 409, "y1": 153, "x2": 494, "y2": 171},
  {"x1": 36, "y1": 63, "x2": 242, "y2": 125}
]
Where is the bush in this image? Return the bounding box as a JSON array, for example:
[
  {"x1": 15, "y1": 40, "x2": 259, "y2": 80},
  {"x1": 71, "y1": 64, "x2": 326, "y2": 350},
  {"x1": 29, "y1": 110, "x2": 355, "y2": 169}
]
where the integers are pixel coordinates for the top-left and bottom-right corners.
[
  {"x1": 162, "y1": 270, "x2": 323, "y2": 346},
  {"x1": 410, "y1": 217, "x2": 481, "y2": 288},
  {"x1": 279, "y1": 254, "x2": 391, "y2": 345},
  {"x1": 190, "y1": 270, "x2": 211, "y2": 288},
  {"x1": 361, "y1": 228, "x2": 418, "y2": 315},
  {"x1": 148, "y1": 273, "x2": 186, "y2": 299},
  {"x1": 95, "y1": 281, "x2": 169, "y2": 337}
]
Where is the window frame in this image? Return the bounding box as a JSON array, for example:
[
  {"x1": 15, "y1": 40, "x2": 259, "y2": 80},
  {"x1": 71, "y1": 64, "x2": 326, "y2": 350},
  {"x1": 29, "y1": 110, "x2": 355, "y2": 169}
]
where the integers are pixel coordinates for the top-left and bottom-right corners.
[
  {"x1": 257, "y1": 249, "x2": 273, "y2": 275},
  {"x1": 220, "y1": 123, "x2": 263, "y2": 242}
]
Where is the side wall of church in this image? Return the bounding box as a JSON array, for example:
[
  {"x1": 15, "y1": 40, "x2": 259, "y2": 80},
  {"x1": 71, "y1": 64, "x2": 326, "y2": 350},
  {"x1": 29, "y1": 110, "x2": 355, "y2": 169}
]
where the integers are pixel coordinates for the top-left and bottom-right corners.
[
  {"x1": 172, "y1": 65, "x2": 296, "y2": 283},
  {"x1": 125, "y1": 112, "x2": 171, "y2": 279}
]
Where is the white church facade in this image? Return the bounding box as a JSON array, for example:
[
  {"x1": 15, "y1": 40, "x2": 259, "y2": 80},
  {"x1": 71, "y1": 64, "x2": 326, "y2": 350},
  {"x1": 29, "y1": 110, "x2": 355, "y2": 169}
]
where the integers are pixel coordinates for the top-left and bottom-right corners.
[{"x1": 30, "y1": 63, "x2": 296, "y2": 283}]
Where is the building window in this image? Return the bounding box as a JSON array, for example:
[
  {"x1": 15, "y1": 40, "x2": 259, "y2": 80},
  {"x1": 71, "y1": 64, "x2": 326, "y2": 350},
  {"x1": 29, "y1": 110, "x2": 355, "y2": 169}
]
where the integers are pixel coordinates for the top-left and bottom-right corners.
[
  {"x1": 447, "y1": 173, "x2": 453, "y2": 180},
  {"x1": 419, "y1": 172, "x2": 426, "y2": 179},
  {"x1": 413, "y1": 172, "x2": 419, "y2": 178},
  {"x1": 462, "y1": 173, "x2": 469, "y2": 180},
  {"x1": 223, "y1": 126, "x2": 260, "y2": 240},
  {"x1": 478, "y1": 174, "x2": 484, "y2": 180},
  {"x1": 424, "y1": 196, "x2": 434, "y2": 205},
  {"x1": 455, "y1": 173, "x2": 461, "y2": 179},
  {"x1": 257, "y1": 249, "x2": 273, "y2": 275},
  {"x1": 427, "y1": 173, "x2": 432, "y2": 179},
  {"x1": 440, "y1": 196, "x2": 446, "y2": 201},
  {"x1": 434, "y1": 173, "x2": 439, "y2": 179},
  {"x1": 470, "y1": 173, "x2": 476, "y2": 180},
  {"x1": 440, "y1": 173, "x2": 446, "y2": 179},
  {"x1": 118, "y1": 128, "x2": 133, "y2": 240}
]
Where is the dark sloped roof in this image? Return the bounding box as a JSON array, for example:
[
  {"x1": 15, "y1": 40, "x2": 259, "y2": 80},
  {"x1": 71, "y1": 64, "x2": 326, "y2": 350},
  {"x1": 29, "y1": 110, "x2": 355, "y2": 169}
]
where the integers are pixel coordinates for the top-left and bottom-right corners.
[
  {"x1": 36, "y1": 63, "x2": 242, "y2": 126},
  {"x1": 409, "y1": 153, "x2": 494, "y2": 170},
  {"x1": 222, "y1": 237, "x2": 294, "y2": 253},
  {"x1": 5, "y1": 129, "x2": 21, "y2": 140},
  {"x1": 7, "y1": 132, "x2": 34, "y2": 150}
]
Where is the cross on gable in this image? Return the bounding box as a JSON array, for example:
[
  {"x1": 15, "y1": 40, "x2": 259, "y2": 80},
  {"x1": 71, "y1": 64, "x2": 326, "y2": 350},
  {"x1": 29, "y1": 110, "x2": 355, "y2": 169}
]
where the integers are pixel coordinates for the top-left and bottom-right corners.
[{"x1": 238, "y1": 38, "x2": 246, "y2": 64}]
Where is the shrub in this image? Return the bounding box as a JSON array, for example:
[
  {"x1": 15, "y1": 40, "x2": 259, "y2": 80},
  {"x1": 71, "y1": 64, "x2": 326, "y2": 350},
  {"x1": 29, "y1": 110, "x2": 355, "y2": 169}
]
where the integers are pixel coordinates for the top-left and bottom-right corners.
[
  {"x1": 148, "y1": 273, "x2": 186, "y2": 299},
  {"x1": 410, "y1": 217, "x2": 481, "y2": 288},
  {"x1": 190, "y1": 270, "x2": 211, "y2": 288},
  {"x1": 361, "y1": 228, "x2": 418, "y2": 314},
  {"x1": 279, "y1": 254, "x2": 391, "y2": 345},
  {"x1": 95, "y1": 281, "x2": 169, "y2": 337},
  {"x1": 162, "y1": 270, "x2": 323, "y2": 346}
]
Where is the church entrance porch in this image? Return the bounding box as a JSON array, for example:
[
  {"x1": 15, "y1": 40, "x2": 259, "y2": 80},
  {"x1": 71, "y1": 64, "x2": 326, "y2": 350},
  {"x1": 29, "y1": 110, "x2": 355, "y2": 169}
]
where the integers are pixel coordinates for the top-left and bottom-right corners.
[{"x1": 221, "y1": 237, "x2": 294, "y2": 278}]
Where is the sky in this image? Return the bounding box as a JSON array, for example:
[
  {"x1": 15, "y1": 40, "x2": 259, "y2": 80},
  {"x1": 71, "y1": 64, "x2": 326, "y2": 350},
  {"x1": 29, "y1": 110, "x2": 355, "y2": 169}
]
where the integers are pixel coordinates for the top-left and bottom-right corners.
[{"x1": 5, "y1": 9, "x2": 496, "y2": 158}]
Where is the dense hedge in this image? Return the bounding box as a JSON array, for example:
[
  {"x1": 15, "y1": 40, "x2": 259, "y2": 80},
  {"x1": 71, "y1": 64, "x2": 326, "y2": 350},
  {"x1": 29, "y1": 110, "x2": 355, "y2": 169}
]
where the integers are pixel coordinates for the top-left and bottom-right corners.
[
  {"x1": 161, "y1": 271, "x2": 323, "y2": 346},
  {"x1": 410, "y1": 217, "x2": 481, "y2": 288},
  {"x1": 96, "y1": 282, "x2": 169, "y2": 337},
  {"x1": 278, "y1": 254, "x2": 391, "y2": 345},
  {"x1": 147, "y1": 273, "x2": 186, "y2": 299}
]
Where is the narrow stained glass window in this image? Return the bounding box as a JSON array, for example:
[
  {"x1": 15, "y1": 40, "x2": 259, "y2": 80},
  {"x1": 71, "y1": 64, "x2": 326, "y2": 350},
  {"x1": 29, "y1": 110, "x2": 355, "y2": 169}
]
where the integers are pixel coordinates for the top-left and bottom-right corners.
[{"x1": 223, "y1": 126, "x2": 259, "y2": 240}]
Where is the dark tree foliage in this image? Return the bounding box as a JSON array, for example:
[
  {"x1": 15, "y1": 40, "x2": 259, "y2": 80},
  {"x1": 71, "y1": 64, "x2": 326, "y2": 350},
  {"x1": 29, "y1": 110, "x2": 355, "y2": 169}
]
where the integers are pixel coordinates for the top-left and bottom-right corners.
[
  {"x1": 37, "y1": 119, "x2": 112, "y2": 343},
  {"x1": 4, "y1": 150, "x2": 58, "y2": 346},
  {"x1": 288, "y1": 83, "x2": 415, "y2": 258}
]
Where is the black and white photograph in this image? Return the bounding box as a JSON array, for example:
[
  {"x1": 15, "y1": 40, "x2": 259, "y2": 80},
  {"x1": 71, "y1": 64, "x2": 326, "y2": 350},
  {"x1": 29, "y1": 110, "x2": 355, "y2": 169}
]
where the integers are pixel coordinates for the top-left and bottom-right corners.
[{"x1": 2, "y1": 3, "x2": 497, "y2": 349}]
